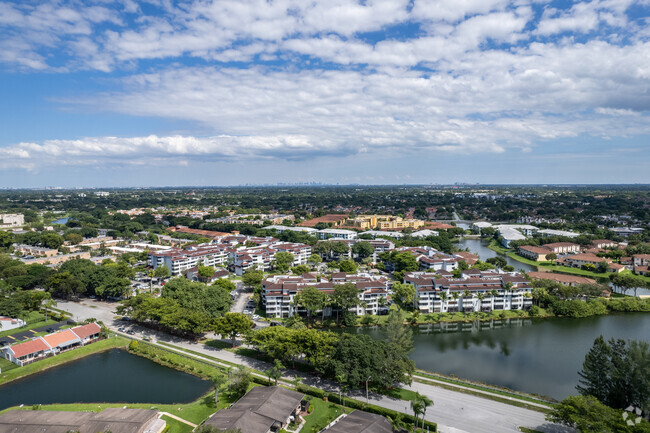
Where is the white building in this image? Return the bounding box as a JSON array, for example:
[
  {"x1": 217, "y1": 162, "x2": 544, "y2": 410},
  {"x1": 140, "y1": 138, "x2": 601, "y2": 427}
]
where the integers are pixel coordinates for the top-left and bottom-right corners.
[
  {"x1": 411, "y1": 229, "x2": 439, "y2": 238},
  {"x1": 0, "y1": 214, "x2": 24, "y2": 228},
  {"x1": 362, "y1": 230, "x2": 404, "y2": 239},
  {"x1": 537, "y1": 229, "x2": 580, "y2": 238},
  {"x1": 148, "y1": 245, "x2": 229, "y2": 275},
  {"x1": 265, "y1": 225, "x2": 319, "y2": 234},
  {"x1": 0, "y1": 317, "x2": 25, "y2": 332},
  {"x1": 318, "y1": 229, "x2": 358, "y2": 240},
  {"x1": 406, "y1": 270, "x2": 532, "y2": 314}
]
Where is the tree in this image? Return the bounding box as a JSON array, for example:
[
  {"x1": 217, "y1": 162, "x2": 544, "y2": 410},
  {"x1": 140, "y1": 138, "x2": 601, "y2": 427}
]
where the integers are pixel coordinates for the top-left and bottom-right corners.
[
  {"x1": 385, "y1": 308, "x2": 413, "y2": 352},
  {"x1": 46, "y1": 271, "x2": 85, "y2": 298},
  {"x1": 0, "y1": 231, "x2": 14, "y2": 249},
  {"x1": 307, "y1": 254, "x2": 322, "y2": 265},
  {"x1": 265, "y1": 359, "x2": 285, "y2": 385},
  {"x1": 337, "y1": 259, "x2": 357, "y2": 274},
  {"x1": 485, "y1": 256, "x2": 507, "y2": 269},
  {"x1": 212, "y1": 374, "x2": 227, "y2": 406},
  {"x1": 333, "y1": 282, "x2": 360, "y2": 323},
  {"x1": 153, "y1": 266, "x2": 170, "y2": 279},
  {"x1": 352, "y1": 242, "x2": 374, "y2": 259},
  {"x1": 392, "y1": 282, "x2": 416, "y2": 310},
  {"x1": 40, "y1": 232, "x2": 64, "y2": 249},
  {"x1": 64, "y1": 233, "x2": 83, "y2": 245},
  {"x1": 291, "y1": 264, "x2": 311, "y2": 274},
  {"x1": 242, "y1": 268, "x2": 264, "y2": 287},
  {"x1": 197, "y1": 265, "x2": 215, "y2": 280},
  {"x1": 577, "y1": 336, "x2": 612, "y2": 402},
  {"x1": 411, "y1": 393, "x2": 424, "y2": 429},
  {"x1": 229, "y1": 365, "x2": 251, "y2": 397},
  {"x1": 214, "y1": 312, "x2": 254, "y2": 347},
  {"x1": 420, "y1": 394, "x2": 433, "y2": 428},
  {"x1": 273, "y1": 252, "x2": 294, "y2": 272},
  {"x1": 294, "y1": 286, "x2": 326, "y2": 321},
  {"x1": 546, "y1": 395, "x2": 649, "y2": 433}
]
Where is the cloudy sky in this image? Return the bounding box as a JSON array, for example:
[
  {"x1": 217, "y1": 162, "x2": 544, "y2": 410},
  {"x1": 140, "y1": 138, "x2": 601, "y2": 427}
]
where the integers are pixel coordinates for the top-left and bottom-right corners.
[{"x1": 1, "y1": 0, "x2": 649, "y2": 187}]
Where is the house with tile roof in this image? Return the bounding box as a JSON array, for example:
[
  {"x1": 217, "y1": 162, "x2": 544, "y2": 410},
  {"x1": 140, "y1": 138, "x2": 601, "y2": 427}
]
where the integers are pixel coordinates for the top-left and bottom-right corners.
[{"x1": 2, "y1": 337, "x2": 51, "y2": 366}]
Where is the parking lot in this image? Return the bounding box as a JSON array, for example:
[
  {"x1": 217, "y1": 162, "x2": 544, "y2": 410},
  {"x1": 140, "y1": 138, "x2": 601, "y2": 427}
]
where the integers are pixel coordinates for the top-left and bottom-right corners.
[{"x1": 0, "y1": 320, "x2": 72, "y2": 347}]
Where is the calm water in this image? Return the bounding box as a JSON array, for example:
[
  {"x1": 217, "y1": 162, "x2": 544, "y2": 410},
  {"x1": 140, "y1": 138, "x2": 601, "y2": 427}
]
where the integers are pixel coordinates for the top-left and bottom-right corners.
[
  {"x1": 351, "y1": 313, "x2": 650, "y2": 400},
  {"x1": 0, "y1": 349, "x2": 211, "y2": 410},
  {"x1": 456, "y1": 238, "x2": 538, "y2": 273}
]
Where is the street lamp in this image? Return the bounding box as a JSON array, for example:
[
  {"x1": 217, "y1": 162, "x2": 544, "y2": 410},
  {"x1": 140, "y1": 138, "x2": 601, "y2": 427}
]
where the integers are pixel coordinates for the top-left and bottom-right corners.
[{"x1": 365, "y1": 376, "x2": 371, "y2": 404}]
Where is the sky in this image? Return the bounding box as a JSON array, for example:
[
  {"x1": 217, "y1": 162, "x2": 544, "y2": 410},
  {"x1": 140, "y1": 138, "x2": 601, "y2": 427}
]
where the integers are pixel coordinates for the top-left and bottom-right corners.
[{"x1": 0, "y1": 0, "x2": 649, "y2": 188}]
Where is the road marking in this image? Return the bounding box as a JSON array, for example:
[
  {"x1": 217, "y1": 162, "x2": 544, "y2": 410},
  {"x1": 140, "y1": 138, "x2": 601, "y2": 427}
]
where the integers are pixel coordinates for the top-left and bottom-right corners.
[
  {"x1": 30, "y1": 330, "x2": 37, "y2": 334},
  {"x1": 7, "y1": 336, "x2": 16, "y2": 340}
]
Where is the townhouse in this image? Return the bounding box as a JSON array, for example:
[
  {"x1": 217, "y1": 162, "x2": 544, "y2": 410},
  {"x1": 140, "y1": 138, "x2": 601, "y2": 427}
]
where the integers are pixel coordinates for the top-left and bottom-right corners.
[
  {"x1": 13, "y1": 244, "x2": 58, "y2": 258},
  {"x1": 518, "y1": 245, "x2": 554, "y2": 261},
  {"x1": 2, "y1": 323, "x2": 102, "y2": 366},
  {"x1": 556, "y1": 253, "x2": 625, "y2": 273},
  {"x1": 405, "y1": 270, "x2": 532, "y2": 314},
  {"x1": 396, "y1": 246, "x2": 460, "y2": 272}
]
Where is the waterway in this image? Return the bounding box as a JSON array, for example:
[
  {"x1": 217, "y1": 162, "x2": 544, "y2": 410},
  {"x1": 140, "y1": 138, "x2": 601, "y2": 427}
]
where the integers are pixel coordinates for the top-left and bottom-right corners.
[
  {"x1": 0, "y1": 349, "x2": 211, "y2": 411},
  {"x1": 456, "y1": 238, "x2": 538, "y2": 273},
  {"x1": 350, "y1": 313, "x2": 650, "y2": 400}
]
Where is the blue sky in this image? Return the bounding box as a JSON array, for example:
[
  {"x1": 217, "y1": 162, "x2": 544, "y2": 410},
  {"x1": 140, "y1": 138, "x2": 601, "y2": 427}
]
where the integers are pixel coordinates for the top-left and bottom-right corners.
[{"x1": 0, "y1": 0, "x2": 649, "y2": 187}]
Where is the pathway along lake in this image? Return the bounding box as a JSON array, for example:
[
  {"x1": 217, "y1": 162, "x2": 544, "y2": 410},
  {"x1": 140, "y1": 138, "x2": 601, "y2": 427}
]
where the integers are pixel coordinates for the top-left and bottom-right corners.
[
  {"x1": 351, "y1": 313, "x2": 650, "y2": 400},
  {"x1": 0, "y1": 349, "x2": 212, "y2": 411},
  {"x1": 456, "y1": 238, "x2": 538, "y2": 273}
]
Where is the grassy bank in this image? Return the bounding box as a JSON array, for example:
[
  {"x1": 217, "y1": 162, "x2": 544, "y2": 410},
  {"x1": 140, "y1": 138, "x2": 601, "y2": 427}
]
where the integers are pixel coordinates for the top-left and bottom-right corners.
[{"x1": 0, "y1": 336, "x2": 129, "y2": 385}]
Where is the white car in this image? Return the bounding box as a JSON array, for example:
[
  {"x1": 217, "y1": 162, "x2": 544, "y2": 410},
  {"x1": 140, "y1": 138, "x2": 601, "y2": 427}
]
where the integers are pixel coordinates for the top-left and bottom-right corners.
[{"x1": 252, "y1": 314, "x2": 260, "y2": 320}]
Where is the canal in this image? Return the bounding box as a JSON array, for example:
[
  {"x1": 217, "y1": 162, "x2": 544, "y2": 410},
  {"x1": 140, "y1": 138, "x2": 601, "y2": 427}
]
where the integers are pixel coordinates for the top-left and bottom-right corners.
[
  {"x1": 350, "y1": 313, "x2": 650, "y2": 400},
  {"x1": 0, "y1": 349, "x2": 212, "y2": 411},
  {"x1": 456, "y1": 238, "x2": 537, "y2": 273}
]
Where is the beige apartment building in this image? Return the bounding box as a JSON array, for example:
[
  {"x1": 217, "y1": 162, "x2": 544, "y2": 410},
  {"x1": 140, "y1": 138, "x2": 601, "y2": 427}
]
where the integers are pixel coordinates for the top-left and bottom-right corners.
[{"x1": 347, "y1": 215, "x2": 426, "y2": 230}]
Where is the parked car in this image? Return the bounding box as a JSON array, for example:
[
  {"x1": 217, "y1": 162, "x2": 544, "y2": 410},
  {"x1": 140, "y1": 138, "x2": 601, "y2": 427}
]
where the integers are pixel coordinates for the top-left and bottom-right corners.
[{"x1": 126, "y1": 330, "x2": 135, "y2": 335}]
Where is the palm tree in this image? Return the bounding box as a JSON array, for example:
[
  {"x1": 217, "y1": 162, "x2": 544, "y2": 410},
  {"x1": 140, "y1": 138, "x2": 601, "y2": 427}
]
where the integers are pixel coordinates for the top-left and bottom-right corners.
[
  {"x1": 420, "y1": 394, "x2": 433, "y2": 428},
  {"x1": 439, "y1": 292, "x2": 448, "y2": 312},
  {"x1": 490, "y1": 289, "x2": 499, "y2": 310},
  {"x1": 477, "y1": 293, "x2": 485, "y2": 312},
  {"x1": 503, "y1": 282, "x2": 514, "y2": 308},
  {"x1": 411, "y1": 393, "x2": 424, "y2": 430},
  {"x1": 462, "y1": 289, "x2": 472, "y2": 312},
  {"x1": 336, "y1": 373, "x2": 348, "y2": 407},
  {"x1": 212, "y1": 374, "x2": 227, "y2": 406}
]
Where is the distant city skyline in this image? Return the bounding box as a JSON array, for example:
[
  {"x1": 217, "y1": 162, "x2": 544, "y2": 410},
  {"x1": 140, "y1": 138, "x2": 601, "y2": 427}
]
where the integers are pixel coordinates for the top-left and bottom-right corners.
[{"x1": 1, "y1": 0, "x2": 649, "y2": 187}]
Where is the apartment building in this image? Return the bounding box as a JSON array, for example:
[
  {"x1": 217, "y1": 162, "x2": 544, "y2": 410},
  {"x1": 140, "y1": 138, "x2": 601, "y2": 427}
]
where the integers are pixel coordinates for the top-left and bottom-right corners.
[
  {"x1": 405, "y1": 270, "x2": 532, "y2": 314},
  {"x1": 230, "y1": 241, "x2": 312, "y2": 276},
  {"x1": 148, "y1": 245, "x2": 229, "y2": 275},
  {"x1": 262, "y1": 273, "x2": 389, "y2": 318},
  {"x1": 13, "y1": 244, "x2": 58, "y2": 258},
  {"x1": 518, "y1": 245, "x2": 553, "y2": 261},
  {"x1": 396, "y1": 246, "x2": 459, "y2": 272},
  {"x1": 346, "y1": 215, "x2": 426, "y2": 230},
  {"x1": 318, "y1": 228, "x2": 358, "y2": 240},
  {"x1": 0, "y1": 214, "x2": 24, "y2": 228},
  {"x1": 543, "y1": 242, "x2": 581, "y2": 254}
]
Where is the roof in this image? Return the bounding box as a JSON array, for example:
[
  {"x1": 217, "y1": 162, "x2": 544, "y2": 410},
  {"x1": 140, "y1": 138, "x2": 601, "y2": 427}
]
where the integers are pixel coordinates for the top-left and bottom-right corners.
[
  {"x1": 72, "y1": 322, "x2": 102, "y2": 339},
  {"x1": 519, "y1": 245, "x2": 552, "y2": 255},
  {"x1": 7, "y1": 337, "x2": 50, "y2": 358},
  {"x1": 323, "y1": 411, "x2": 393, "y2": 433},
  {"x1": 0, "y1": 408, "x2": 160, "y2": 433},
  {"x1": 42, "y1": 329, "x2": 81, "y2": 349},
  {"x1": 527, "y1": 272, "x2": 596, "y2": 285},
  {"x1": 298, "y1": 214, "x2": 348, "y2": 227},
  {"x1": 205, "y1": 386, "x2": 304, "y2": 433}
]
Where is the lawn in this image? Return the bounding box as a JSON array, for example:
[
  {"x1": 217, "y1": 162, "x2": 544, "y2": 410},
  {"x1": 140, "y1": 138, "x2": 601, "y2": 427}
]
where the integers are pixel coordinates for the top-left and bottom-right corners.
[
  {"x1": 0, "y1": 357, "x2": 18, "y2": 373},
  {"x1": 0, "y1": 336, "x2": 129, "y2": 385},
  {"x1": 161, "y1": 415, "x2": 194, "y2": 433},
  {"x1": 300, "y1": 397, "x2": 350, "y2": 433}
]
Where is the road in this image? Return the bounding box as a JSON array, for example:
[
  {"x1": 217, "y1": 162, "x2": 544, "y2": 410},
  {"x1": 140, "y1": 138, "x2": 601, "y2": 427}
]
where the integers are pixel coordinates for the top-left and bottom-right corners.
[{"x1": 56, "y1": 299, "x2": 571, "y2": 433}]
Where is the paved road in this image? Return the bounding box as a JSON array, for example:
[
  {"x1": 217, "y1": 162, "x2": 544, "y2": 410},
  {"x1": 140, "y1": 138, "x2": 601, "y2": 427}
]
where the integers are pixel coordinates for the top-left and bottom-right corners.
[{"x1": 56, "y1": 299, "x2": 571, "y2": 433}]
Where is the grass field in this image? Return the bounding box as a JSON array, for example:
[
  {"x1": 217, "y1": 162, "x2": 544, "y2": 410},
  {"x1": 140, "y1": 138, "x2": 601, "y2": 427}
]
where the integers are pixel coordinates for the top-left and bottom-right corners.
[{"x1": 161, "y1": 415, "x2": 194, "y2": 433}]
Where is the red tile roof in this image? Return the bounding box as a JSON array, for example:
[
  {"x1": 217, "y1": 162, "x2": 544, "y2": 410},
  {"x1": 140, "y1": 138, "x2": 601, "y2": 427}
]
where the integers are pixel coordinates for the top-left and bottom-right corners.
[
  {"x1": 9, "y1": 338, "x2": 50, "y2": 358},
  {"x1": 72, "y1": 323, "x2": 102, "y2": 339},
  {"x1": 43, "y1": 329, "x2": 80, "y2": 348}
]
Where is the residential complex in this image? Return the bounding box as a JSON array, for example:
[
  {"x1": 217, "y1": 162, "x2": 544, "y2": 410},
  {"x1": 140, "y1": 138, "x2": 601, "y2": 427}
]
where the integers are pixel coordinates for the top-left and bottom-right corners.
[
  {"x1": 405, "y1": 270, "x2": 533, "y2": 314},
  {"x1": 262, "y1": 272, "x2": 389, "y2": 318},
  {"x1": 2, "y1": 323, "x2": 102, "y2": 366}
]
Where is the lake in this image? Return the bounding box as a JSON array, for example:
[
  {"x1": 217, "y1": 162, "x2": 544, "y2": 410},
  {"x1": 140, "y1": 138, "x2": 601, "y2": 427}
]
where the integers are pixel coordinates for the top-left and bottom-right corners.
[
  {"x1": 350, "y1": 313, "x2": 650, "y2": 400},
  {"x1": 0, "y1": 349, "x2": 212, "y2": 411}
]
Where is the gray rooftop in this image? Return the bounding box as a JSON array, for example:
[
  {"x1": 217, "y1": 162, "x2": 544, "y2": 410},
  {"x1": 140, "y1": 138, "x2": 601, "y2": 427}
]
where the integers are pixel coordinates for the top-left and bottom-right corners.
[
  {"x1": 205, "y1": 386, "x2": 304, "y2": 433},
  {"x1": 0, "y1": 408, "x2": 161, "y2": 433},
  {"x1": 323, "y1": 411, "x2": 394, "y2": 433}
]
